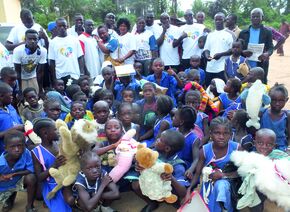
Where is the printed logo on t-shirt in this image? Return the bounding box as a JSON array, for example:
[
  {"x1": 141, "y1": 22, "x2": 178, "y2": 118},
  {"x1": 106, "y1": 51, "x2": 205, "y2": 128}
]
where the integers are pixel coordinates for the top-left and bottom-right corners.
[
  {"x1": 187, "y1": 31, "x2": 200, "y2": 40},
  {"x1": 21, "y1": 35, "x2": 25, "y2": 42},
  {"x1": 23, "y1": 60, "x2": 37, "y2": 73},
  {"x1": 59, "y1": 47, "x2": 73, "y2": 57},
  {"x1": 165, "y1": 34, "x2": 174, "y2": 43},
  {"x1": 0, "y1": 48, "x2": 10, "y2": 60}
]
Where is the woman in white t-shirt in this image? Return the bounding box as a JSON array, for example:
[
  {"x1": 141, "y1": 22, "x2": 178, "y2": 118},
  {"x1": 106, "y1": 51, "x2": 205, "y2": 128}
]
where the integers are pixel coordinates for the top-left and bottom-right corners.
[{"x1": 110, "y1": 18, "x2": 136, "y2": 64}]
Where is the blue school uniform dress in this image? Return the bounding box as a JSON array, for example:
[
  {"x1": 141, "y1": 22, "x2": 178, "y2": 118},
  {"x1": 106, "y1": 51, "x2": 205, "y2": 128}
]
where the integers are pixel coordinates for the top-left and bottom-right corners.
[
  {"x1": 184, "y1": 67, "x2": 206, "y2": 85},
  {"x1": 218, "y1": 93, "x2": 241, "y2": 110},
  {"x1": 260, "y1": 108, "x2": 288, "y2": 151},
  {"x1": 225, "y1": 56, "x2": 246, "y2": 80},
  {"x1": 0, "y1": 105, "x2": 22, "y2": 154},
  {"x1": 32, "y1": 145, "x2": 72, "y2": 212},
  {"x1": 195, "y1": 112, "x2": 208, "y2": 133},
  {"x1": 114, "y1": 79, "x2": 141, "y2": 102},
  {"x1": 0, "y1": 149, "x2": 34, "y2": 192},
  {"x1": 177, "y1": 130, "x2": 199, "y2": 169},
  {"x1": 201, "y1": 141, "x2": 239, "y2": 212},
  {"x1": 146, "y1": 72, "x2": 177, "y2": 105}
]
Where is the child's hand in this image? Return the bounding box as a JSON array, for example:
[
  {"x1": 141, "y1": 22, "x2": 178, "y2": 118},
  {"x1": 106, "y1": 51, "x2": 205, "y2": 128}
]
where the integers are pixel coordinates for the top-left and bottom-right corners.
[
  {"x1": 209, "y1": 170, "x2": 223, "y2": 181},
  {"x1": 134, "y1": 161, "x2": 145, "y2": 172},
  {"x1": 182, "y1": 189, "x2": 192, "y2": 204},
  {"x1": 242, "y1": 50, "x2": 253, "y2": 58},
  {"x1": 100, "y1": 174, "x2": 113, "y2": 188},
  {"x1": 0, "y1": 173, "x2": 14, "y2": 181},
  {"x1": 185, "y1": 169, "x2": 193, "y2": 180},
  {"x1": 53, "y1": 155, "x2": 66, "y2": 168},
  {"x1": 167, "y1": 67, "x2": 176, "y2": 76},
  {"x1": 12, "y1": 124, "x2": 24, "y2": 131},
  {"x1": 113, "y1": 139, "x2": 121, "y2": 148},
  {"x1": 160, "y1": 172, "x2": 172, "y2": 181}
]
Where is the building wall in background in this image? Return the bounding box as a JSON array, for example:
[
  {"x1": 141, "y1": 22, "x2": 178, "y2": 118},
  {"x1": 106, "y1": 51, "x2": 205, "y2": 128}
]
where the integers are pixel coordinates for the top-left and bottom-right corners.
[{"x1": 0, "y1": 0, "x2": 21, "y2": 24}]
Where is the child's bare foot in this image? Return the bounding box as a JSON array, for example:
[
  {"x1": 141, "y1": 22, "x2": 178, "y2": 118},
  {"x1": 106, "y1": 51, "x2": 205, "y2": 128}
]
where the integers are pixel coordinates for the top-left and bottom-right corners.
[{"x1": 2, "y1": 192, "x2": 17, "y2": 212}]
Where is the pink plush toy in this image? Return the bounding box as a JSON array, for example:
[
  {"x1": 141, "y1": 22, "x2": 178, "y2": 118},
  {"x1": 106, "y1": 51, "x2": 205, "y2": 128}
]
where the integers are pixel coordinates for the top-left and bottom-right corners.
[{"x1": 109, "y1": 129, "x2": 139, "y2": 182}]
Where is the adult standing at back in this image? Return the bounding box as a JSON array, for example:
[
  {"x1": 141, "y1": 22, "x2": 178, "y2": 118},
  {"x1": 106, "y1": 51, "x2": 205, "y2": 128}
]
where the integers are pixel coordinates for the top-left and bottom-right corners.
[
  {"x1": 204, "y1": 12, "x2": 233, "y2": 86},
  {"x1": 277, "y1": 19, "x2": 290, "y2": 56},
  {"x1": 67, "y1": 13, "x2": 84, "y2": 37},
  {"x1": 238, "y1": 8, "x2": 273, "y2": 83},
  {"x1": 225, "y1": 14, "x2": 241, "y2": 39},
  {"x1": 5, "y1": 8, "x2": 49, "y2": 51},
  {"x1": 157, "y1": 13, "x2": 182, "y2": 70},
  {"x1": 174, "y1": 10, "x2": 205, "y2": 70},
  {"x1": 110, "y1": 18, "x2": 136, "y2": 65},
  {"x1": 48, "y1": 18, "x2": 84, "y2": 86},
  {"x1": 79, "y1": 20, "x2": 101, "y2": 79}
]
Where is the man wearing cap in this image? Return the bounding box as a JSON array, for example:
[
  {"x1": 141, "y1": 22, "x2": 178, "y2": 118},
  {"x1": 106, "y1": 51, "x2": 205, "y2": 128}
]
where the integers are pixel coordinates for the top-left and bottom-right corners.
[
  {"x1": 79, "y1": 20, "x2": 101, "y2": 79},
  {"x1": 174, "y1": 9, "x2": 205, "y2": 69},
  {"x1": 47, "y1": 22, "x2": 58, "y2": 39}
]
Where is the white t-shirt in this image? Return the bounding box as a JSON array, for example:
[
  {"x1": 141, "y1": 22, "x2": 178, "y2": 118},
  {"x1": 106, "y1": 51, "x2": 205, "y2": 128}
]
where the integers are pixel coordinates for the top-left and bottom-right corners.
[
  {"x1": 110, "y1": 32, "x2": 136, "y2": 64},
  {"x1": 156, "y1": 25, "x2": 181, "y2": 66},
  {"x1": 132, "y1": 23, "x2": 162, "y2": 39},
  {"x1": 134, "y1": 30, "x2": 155, "y2": 60},
  {"x1": 204, "y1": 29, "x2": 233, "y2": 73},
  {"x1": 79, "y1": 33, "x2": 101, "y2": 78},
  {"x1": 0, "y1": 43, "x2": 12, "y2": 70},
  {"x1": 7, "y1": 23, "x2": 48, "y2": 47},
  {"x1": 67, "y1": 25, "x2": 79, "y2": 37},
  {"x1": 48, "y1": 35, "x2": 83, "y2": 79},
  {"x1": 180, "y1": 23, "x2": 205, "y2": 59},
  {"x1": 13, "y1": 44, "x2": 47, "y2": 80}
]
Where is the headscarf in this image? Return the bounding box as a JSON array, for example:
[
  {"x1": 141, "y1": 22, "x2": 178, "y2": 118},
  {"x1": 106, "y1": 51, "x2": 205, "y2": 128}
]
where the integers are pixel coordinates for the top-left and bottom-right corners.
[
  {"x1": 206, "y1": 78, "x2": 225, "y2": 99},
  {"x1": 46, "y1": 91, "x2": 70, "y2": 113}
]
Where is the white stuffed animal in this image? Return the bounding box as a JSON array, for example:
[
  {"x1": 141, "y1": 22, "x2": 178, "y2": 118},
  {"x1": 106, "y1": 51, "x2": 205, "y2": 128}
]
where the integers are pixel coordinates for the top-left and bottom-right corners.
[{"x1": 24, "y1": 120, "x2": 41, "y2": 144}]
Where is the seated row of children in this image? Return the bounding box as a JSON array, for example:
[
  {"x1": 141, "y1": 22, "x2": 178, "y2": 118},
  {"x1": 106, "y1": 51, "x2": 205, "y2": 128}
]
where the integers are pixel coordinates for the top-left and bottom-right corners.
[{"x1": 0, "y1": 49, "x2": 289, "y2": 211}]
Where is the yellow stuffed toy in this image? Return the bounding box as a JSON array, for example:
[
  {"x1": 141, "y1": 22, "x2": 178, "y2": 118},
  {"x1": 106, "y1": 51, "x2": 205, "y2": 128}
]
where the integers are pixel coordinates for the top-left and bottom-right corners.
[
  {"x1": 47, "y1": 119, "x2": 99, "y2": 199},
  {"x1": 135, "y1": 144, "x2": 178, "y2": 203}
]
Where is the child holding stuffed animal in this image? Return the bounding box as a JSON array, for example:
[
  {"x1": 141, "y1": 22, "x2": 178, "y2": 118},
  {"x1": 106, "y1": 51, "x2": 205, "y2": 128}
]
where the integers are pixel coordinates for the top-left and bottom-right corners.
[
  {"x1": 117, "y1": 102, "x2": 140, "y2": 140},
  {"x1": 31, "y1": 118, "x2": 72, "y2": 212},
  {"x1": 66, "y1": 101, "x2": 87, "y2": 129},
  {"x1": 72, "y1": 151, "x2": 120, "y2": 212},
  {"x1": 132, "y1": 129, "x2": 189, "y2": 211},
  {"x1": 172, "y1": 106, "x2": 200, "y2": 180},
  {"x1": 185, "y1": 117, "x2": 241, "y2": 212},
  {"x1": 260, "y1": 83, "x2": 290, "y2": 151}
]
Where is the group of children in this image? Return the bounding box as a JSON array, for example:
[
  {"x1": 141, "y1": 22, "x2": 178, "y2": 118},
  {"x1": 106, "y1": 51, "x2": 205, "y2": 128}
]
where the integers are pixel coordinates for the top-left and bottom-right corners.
[{"x1": 0, "y1": 49, "x2": 289, "y2": 212}]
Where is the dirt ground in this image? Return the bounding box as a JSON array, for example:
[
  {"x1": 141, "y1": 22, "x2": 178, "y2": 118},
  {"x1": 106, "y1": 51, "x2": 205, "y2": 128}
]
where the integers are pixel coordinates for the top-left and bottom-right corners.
[{"x1": 4, "y1": 39, "x2": 290, "y2": 212}]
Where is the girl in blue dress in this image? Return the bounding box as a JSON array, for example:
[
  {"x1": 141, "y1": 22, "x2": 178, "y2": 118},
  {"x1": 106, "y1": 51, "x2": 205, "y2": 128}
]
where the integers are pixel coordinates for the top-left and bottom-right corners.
[
  {"x1": 142, "y1": 95, "x2": 174, "y2": 147},
  {"x1": 172, "y1": 106, "x2": 200, "y2": 180},
  {"x1": 32, "y1": 118, "x2": 72, "y2": 212},
  {"x1": 260, "y1": 83, "x2": 290, "y2": 151},
  {"x1": 185, "y1": 117, "x2": 240, "y2": 212},
  {"x1": 218, "y1": 78, "x2": 241, "y2": 111}
]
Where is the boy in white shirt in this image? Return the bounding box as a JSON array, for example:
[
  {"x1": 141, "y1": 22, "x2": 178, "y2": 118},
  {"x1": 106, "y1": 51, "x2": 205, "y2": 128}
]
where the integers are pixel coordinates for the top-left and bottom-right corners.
[
  {"x1": 48, "y1": 18, "x2": 85, "y2": 86},
  {"x1": 13, "y1": 29, "x2": 47, "y2": 96}
]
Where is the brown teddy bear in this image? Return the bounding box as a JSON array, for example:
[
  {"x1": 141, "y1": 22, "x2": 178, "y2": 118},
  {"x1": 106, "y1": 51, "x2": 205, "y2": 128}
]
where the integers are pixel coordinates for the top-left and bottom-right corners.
[
  {"x1": 135, "y1": 144, "x2": 177, "y2": 203},
  {"x1": 47, "y1": 119, "x2": 99, "y2": 199}
]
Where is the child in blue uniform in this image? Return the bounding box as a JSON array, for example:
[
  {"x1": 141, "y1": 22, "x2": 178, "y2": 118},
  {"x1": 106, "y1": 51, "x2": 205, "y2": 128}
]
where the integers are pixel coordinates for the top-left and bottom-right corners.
[
  {"x1": 260, "y1": 83, "x2": 290, "y2": 151},
  {"x1": 32, "y1": 118, "x2": 72, "y2": 212},
  {"x1": 218, "y1": 78, "x2": 241, "y2": 111},
  {"x1": 185, "y1": 117, "x2": 240, "y2": 212},
  {"x1": 172, "y1": 106, "x2": 200, "y2": 180},
  {"x1": 72, "y1": 151, "x2": 119, "y2": 211},
  {"x1": 0, "y1": 130, "x2": 36, "y2": 212}
]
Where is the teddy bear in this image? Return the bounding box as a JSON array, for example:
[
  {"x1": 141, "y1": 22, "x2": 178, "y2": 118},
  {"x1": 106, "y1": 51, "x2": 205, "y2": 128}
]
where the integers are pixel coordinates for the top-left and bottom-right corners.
[
  {"x1": 240, "y1": 80, "x2": 271, "y2": 129},
  {"x1": 135, "y1": 144, "x2": 178, "y2": 203},
  {"x1": 109, "y1": 129, "x2": 138, "y2": 183},
  {"x1": 47, "y1": 119, "x2": 99, "y2": 199},
  {"x1": 24, "y1": 120, "x2": 41, "y2": 144}
]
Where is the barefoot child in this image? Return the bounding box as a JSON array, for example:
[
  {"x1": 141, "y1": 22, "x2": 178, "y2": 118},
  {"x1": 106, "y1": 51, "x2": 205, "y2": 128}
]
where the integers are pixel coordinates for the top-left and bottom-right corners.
[
  {"x1": 32, "y1": 118, "x2": 71, "y2": 212},
  {"x1": 185, "y1": 117, "x2": 240, "y2": 212},
  {"x1": 0, "y1": 130, "x2": 36, "y2": 212},
  {"x1": 72, "y1": 151, "x2": 119, "y2": 212}
]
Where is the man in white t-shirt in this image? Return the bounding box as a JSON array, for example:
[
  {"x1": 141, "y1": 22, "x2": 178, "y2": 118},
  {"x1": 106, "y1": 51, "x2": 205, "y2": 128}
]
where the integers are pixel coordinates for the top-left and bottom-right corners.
[
  {"x1": 5, "y1": 8, "x2": 49, "y2": 51},
  {"x1": 79, "y1": 20, "x2": 101, "y2": 79},
  {"x1": 204, "y1": 12, "x2": 233, "y2": 86},
  {"x1": 13, "y1": 29, "x2": 47, "y2": 95},
  {"x1": 156, "y1": 13, "x2": 182, "y2": 70},
  {"x1": 0, "y1": 43, "x2": 12, "y2": 70},
  {"x1": 48, "y1": 18, "x2": 84, "y2": 86},
  {"x1": 67, "y1": 13, "x2": 84, "y2": 37},
  {"x1": 174, "y1": 9, "x2": 205, "y2": 70}
]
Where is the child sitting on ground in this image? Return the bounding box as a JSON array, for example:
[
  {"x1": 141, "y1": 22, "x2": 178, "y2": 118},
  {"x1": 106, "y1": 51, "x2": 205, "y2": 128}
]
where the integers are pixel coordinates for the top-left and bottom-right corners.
[
  {"x1": 72, "y1": 151, "x2": 120, "y2": 212},
  {"x1": 42, "y1": 98, "x2": 67, "y2": 121},
  {"x1": 99, "y1": 66, "x2": 115, "y2": 91},
  {"x1": 133, "y1": 61, "x2": 143, "y2": 80},
  {"x1": 77, "y1": 75, "x2": 91, "y2": 98},
  {"x1": 114, "y1": 76, "x2": 140, "y2": 102},
  {"x1": 100, "y1": 89, "x2": 116, "y2": 115},
  {"x1": 184, "y1": 55, "x2": 206, "y2": 86},
  {"x1": 121, "y1": 88, "x2": 135, "y2": 104},
  {"x1": 32, "y1": 118, "x2": 71, "y2": 211},
  {"x1": 132, "y1": 129, "x2": 189, "y2": 211},
  {"x1": 172, "y1": 106, "x2": 200, "y2": 180},
  {"x1": 0, "y1": 130, "x2": 36, "y2": 212},
  {"x1": 185, "y1": 117, "x2": 241, "y2": 212},
  {"x1": 117, "y1": 102, "x2": 140, "y2": 140},
  {"x1": 67, "y1": 101, "x2": 87, "y2": 129},
  {"x1": 21, "y1": 87, "x2": 44, "y2": 122}
]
